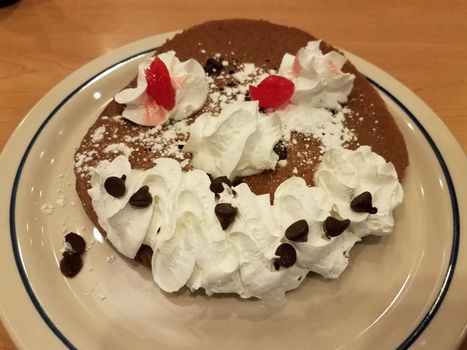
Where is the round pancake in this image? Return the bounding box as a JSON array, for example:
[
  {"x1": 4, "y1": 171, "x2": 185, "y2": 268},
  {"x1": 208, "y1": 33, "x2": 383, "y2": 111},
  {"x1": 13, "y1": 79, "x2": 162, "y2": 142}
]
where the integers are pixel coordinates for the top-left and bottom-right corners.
[{"x1": 74, "y1": 19, "x2": 409, "y2": 265}]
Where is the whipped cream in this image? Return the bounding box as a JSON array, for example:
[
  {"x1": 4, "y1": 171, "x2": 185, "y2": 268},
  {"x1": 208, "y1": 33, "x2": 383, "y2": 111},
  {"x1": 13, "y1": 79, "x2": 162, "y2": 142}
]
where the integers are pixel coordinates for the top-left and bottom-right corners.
[
  {"x1": 89, "y1": 156, "x2": 307, "y2": 301},
  {"x1": 314, "y1": 146, "x2": 403, "y2": 238},
  {"x1": 88, "y1": 156, "x2": 152, "y2": 258},
  {"x1": 278, "y1": 41, "x2": 355, "y2": 110},
  {"x1": 184, "y1": 101, "x2": 282, "y2": 179},
  {"x1": 114, "y1": 51, "x2": 208, "y2": 126},
  {"x1": 88, "y1": 146, "x2": 403, "y2": 301},
  {"x1": 273, "y1": 177, "x2": 360, "y2": 279}
]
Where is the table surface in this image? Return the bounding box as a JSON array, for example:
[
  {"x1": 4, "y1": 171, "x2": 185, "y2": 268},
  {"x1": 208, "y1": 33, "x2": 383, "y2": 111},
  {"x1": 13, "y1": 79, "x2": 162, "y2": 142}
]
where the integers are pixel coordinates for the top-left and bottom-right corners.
[{"x1": 0, "y1": 1, "x2": 466, "y2": 349}]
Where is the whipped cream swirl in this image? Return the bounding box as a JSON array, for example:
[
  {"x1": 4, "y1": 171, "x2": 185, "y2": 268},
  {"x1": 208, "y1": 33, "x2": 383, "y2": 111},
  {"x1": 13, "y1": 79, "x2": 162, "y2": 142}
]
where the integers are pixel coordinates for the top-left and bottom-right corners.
[
  {"x1": 184, "y1": 101, "x2": 282, "y2": 179},
  {"x1": 314, "y1": 146, "x2": 403, "y2": 238},
  {"x1": 114, "y1": 51, "x2": 208, "y2": 126},
  {"x1": 273, "y1": 177, "x2": 360, "y2": 279},
  {"x1": 88, "y1": 146, "x2": 403, "y2": 301},
  {"x1": 278, "y1": 41, "x2": 355, "y2": 110}
]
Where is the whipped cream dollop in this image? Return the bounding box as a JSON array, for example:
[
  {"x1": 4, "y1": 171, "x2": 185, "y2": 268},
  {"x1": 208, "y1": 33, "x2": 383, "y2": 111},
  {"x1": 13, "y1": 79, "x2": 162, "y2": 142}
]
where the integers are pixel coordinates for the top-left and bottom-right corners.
[
  {"x1": 278, "y1": 41, "x2": 355, "y2": 110},
  {"x1": 114, "y1": 51, "x2": 208, "y2": 126},
  {"x1": 88, "y1": 146, "x2": 403, "y2": 301},
  {"x1": 273, "y1": 177, "x2": 360, "y2": 279},
  {"x1": 314, "y1": 146, "x2": 403, "y2": 238},
  {"x1": 184, "y1": 101, "x2": 282, "y2": 179}
]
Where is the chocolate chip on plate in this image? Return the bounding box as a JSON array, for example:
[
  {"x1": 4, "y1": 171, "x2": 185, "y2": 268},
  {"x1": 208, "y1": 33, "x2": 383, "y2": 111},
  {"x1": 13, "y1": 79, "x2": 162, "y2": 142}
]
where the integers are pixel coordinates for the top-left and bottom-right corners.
[
  {"x1": 209, "y1": 176, "x2": 231, "y2": 194},
  {"x1": 274, "y1": 243, "x2": 297, "y2": 269},
  {"x1": 273, "y1": 142, "x2": 288, "y2": 160},
  {"x1": 350, "y1": 191, "x2": 378, "y2": 214},
  {"x1": 285, "y1": 219, "x2": 309, "y2": 242},
  {"x1": 215, "y1": 203, "x2": 237, "y2": 230},
  {"x1": 129, "y1": 186, "x2": 153, "y2": 208},
  {"x1": 64, "y1": 232, "x2": 86, "y2": 255},
  {"x1": 323, "y1": 216, "x2": 351, "y2": 238},
  {"x1": 204, "y1": 57, "x2": 224, "y2": 75},
  {"x1": 60, "y1": 252, "x2": 83, "y2": 278},
  {"x1": 104, "y1": 176, "x2": 126, "y2": 198}
]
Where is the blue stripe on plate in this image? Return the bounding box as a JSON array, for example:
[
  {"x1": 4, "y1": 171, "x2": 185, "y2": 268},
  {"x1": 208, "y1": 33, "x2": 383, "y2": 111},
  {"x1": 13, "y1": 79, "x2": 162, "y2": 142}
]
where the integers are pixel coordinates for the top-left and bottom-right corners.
[
  {"x1": 7, "y1": 52, "x2": 460, "y2": 350},
  {"x1": 367, "y1": 78, "x2": 460, "y2": 349}
]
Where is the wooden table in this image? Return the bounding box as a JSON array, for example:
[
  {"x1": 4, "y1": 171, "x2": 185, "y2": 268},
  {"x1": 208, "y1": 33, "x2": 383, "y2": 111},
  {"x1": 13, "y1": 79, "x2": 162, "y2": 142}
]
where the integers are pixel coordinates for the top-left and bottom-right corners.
[{"x1": 0, "y1": 1, "x2": 465, "y2": 349}]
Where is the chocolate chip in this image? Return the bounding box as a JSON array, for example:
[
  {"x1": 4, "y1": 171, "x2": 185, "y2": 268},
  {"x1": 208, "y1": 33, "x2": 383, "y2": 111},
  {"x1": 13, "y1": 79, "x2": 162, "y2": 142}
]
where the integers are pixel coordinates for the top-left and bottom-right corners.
[
  {"x1": 204, "y1": 57, "x2": 223, "y2": 75},
  {"x1": 104, "y1": 176, "x2": 126, "y2": 198},
  {"x1": 227, "y1": 82, "x2": 237, "y2": 87},
  {"x1": 350, "y1": 191, "x2": 378, "y2": 214},
  {"x1": 285, "y1": 219, "x2": 308, "y2": 242},
  {"x1": 244, "y1": 95, "x2": 251, "y2": 101},
  {"x1": 64, "y1": 232, "x2": 86, "y2": 255},
  {"x1": 323, "y1": 217, "x2": 350, "y2": 238},
  {"x1": 229, "y1": 69, "x2": 235, "y2": 74},
  {"x1": 210, "y1": 176, "x2": 231, "y2": 194},
  {"x1": 177, "y1": 144, "x2": 184, "y2": 150},
  {"x1": 121, "y1": 174, "x2": 126, "y2": 182},
  {"x1": 274, "y1": 243, "x2": 297, "y2": 268},
  {"x1": 273, "y1": 142, "x2": 287, "y2": 160},
  {"x1": 129, "y1": 186, "x2": 153, "y2": 208},
  {"x1": 215, "y1": 203, "x2": 237, "y2": 230},
  {"x1": 59, "y1": 252, "x2": 83, "y2": 278}
]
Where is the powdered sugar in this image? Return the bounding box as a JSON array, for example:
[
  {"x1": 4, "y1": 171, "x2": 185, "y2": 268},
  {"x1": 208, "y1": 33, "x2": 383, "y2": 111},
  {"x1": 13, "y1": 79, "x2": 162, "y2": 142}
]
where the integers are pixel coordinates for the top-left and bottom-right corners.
[
  {"x1": 279, "y1": 107, "x2": 356, "y2": 154},
  {"x1": 91, "y1": 125, "x2": 106, "y2": 143},
  {"x1": 104, "y1": 143, "x2": 133, "y2": 157},
  {"x1": 40, "y1": 203, "x2": 54, "y2": 215}
]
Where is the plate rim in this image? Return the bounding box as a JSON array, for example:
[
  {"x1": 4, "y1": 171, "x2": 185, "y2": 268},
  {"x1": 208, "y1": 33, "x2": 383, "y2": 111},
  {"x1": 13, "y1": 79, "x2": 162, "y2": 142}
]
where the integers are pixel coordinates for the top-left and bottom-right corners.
[{"x1": 0, "y1": 33, "x2": 466, "y2": 350}]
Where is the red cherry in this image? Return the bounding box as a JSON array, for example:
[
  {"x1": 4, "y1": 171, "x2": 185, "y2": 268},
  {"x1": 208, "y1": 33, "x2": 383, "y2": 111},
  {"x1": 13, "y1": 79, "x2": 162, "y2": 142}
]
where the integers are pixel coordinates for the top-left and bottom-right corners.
[
  {"x1": 145, "y1": 57, "x2": 175, "y2": 111},
  {"x1": 249, "y1": 75, "x2": 294, "y2": 109}
]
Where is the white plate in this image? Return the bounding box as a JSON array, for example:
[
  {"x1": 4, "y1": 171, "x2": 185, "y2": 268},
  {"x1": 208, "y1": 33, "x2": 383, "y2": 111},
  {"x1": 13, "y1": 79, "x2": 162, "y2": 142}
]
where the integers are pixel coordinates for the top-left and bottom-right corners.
[{"x1": 0, "y1": 32, "x2": 466, "y2": 350}]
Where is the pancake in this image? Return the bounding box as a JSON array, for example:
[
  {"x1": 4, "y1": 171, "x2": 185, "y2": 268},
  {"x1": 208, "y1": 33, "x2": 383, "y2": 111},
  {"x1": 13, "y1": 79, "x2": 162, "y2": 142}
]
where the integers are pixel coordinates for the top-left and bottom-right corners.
[{"x1": 74, "y1": 19, "x2": 408, "y2": 266}]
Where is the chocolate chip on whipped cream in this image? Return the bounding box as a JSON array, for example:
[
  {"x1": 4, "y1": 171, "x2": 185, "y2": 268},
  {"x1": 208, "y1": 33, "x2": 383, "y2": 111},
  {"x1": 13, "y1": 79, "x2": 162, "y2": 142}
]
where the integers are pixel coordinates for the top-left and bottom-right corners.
[
  {"x1": 104, "y1": 175, "x2": 126, "y2": 198},
  {"x1": 274, "y1": 243, "x2": 297, "y2": 269},
  {"x1": 323, "y1": 217, "x2": 351, "y2": 238},
  {"x1": 129, "y1": 186, "x2": 153, "y2": 208},
  {"x1": 285, "y1": 219, "x2": 309, "y2": 242},
  {"x1": 209, "y1": 176, "x2": 231, "y2": 194},
  {"x1": 350, "y1": 191, "x2": 378, "y2": 214},
  {"x1": 214, "y1": 203, "x2": 237, "y2": 230}
]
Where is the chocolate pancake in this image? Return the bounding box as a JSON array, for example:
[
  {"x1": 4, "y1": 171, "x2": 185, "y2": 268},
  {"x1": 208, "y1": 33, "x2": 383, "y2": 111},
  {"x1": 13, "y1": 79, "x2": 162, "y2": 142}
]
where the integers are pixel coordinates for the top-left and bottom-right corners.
[{"x1": 74, "y1": 19, "x2": 408, "y2": 265}]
